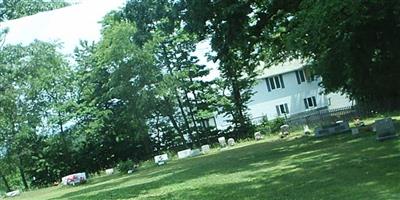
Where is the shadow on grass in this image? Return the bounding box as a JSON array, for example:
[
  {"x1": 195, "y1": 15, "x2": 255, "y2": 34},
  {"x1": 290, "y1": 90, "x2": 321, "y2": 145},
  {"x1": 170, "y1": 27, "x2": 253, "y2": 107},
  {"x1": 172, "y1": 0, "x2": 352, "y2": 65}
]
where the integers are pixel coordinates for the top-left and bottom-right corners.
[{"x1": 51, "y1": 132, "x2": 400, "y2": 200}]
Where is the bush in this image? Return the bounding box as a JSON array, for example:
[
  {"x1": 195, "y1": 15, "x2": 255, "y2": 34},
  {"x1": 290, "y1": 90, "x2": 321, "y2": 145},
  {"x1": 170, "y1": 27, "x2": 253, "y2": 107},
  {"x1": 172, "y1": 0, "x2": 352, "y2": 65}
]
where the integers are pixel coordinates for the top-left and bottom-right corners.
[
  {"x1": 255, "y1": 116, "x2": 271, "y2": 134},
  {"x1": 256, "y1": 117, "x2": 286, "y2": 134},
  {"x1": 270, "y1": 117, "x2": 285, "y2": 133},
  {"x1": 117, "y1": 160, "x2": 135, "y2": 174}
]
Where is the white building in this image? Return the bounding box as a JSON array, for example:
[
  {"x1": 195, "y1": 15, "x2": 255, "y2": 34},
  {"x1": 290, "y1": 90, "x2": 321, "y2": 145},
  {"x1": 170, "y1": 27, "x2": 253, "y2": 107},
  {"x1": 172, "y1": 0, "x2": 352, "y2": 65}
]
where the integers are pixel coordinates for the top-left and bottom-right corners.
[{"x1": 215, "y1": 60, "x2": 354, "y2": 129}]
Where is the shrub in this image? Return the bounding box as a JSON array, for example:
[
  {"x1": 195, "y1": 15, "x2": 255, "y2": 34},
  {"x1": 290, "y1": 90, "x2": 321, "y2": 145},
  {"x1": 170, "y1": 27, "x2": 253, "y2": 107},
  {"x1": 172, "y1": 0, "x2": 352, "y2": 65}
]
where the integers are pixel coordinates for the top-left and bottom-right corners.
[
  {"x1": 256, "y1": 116, "x2": 271, "y2": 134},
  {"x1": 117, "y1": 160, "x2": 135, "y2": 174},
  {"x1": 270, "y1": 117, "x2": 286, "y2": 133},
  {"x1": 256, "y1": 117, "x2": 286, "y2": 134}
]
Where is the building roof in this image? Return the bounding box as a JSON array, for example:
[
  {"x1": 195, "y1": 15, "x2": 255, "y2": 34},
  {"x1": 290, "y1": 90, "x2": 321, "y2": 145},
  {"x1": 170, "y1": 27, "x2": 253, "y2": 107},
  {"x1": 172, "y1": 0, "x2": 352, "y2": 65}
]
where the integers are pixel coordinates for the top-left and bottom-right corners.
[{"x1": 256, "y1": 59, "x2": 305, "y2": 79}]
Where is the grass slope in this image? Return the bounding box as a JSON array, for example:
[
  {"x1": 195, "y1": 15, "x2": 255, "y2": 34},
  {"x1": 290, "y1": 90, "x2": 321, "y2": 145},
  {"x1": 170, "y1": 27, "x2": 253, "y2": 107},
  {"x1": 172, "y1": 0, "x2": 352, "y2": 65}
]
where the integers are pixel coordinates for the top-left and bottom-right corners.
[{"x1": 13, "y1": 123, "x2": 400, "y2": 199}]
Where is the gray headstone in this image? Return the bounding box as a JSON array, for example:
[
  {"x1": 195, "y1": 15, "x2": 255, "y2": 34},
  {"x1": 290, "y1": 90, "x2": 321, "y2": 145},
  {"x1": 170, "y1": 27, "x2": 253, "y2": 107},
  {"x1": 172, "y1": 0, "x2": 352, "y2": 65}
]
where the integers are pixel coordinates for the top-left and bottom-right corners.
[
  {"x1": 375, "y1": 118, "x2": 397, "y2": 141},
  {"x1": 315, "y1": 121, "x2": 350, "y2": 137},
  {"x1": 190, "y1": 149, "x2": 202, "y2": 157},
  {"x1": 351, "y1": 128, "x2": 359, "y2": 135}
]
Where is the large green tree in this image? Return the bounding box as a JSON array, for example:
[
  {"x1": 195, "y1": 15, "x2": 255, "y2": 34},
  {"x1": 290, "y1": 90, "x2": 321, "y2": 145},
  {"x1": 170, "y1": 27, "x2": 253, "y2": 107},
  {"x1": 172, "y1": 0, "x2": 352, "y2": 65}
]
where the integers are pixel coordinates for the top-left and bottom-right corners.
[
  {"x1": 257, "y1": 0, "x2": 400, "y2": 110},
  {"x1": 0, "y1": 41, "x2": 73, "y2": 189},
  {"x1": 182, "y1": 0, "x2": 400, "y2": 110}
]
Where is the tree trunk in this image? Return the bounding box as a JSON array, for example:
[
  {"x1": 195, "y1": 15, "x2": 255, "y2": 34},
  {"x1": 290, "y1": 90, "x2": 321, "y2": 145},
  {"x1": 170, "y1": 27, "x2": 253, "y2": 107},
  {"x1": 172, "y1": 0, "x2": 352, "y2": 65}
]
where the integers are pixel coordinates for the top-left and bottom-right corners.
[
  {"x1": 231, "y1": 77, "x2": 247, "y2": 138},
  {"x1": 167, "y1": 113, "x2": 188, "y2": 148},
  {"x1": 1, "y1": 174, "x2": 11, "y2": 192},
  {"x1": 183, "y1": 91, "x2": 201, "y2": 145},
  {"x1": 18, "y1": 158, "x2": 29, "y2": 190},
  {"x1": 155, "y1": 115, "x2": 162, "y2": 153},
  {"x1": 174, "y1": 92, "x2": 195, "y2": 147}
]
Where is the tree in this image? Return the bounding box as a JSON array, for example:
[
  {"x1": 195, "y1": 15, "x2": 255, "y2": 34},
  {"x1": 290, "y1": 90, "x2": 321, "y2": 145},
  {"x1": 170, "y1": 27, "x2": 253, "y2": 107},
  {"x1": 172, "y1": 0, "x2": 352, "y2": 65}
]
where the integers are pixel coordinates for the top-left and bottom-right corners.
[
  {"x1": 257, "y1": 0, "x2": 400, "y2": 110},
  {"x1": 0, "y1": 41, "x2": 73, "y2": 189},
  {"x1": 179, "y1": 0, "x2": 259, "y2": 138},
  {"x1": 123, "y1": 0, "x2": 219, "y2": 146}
]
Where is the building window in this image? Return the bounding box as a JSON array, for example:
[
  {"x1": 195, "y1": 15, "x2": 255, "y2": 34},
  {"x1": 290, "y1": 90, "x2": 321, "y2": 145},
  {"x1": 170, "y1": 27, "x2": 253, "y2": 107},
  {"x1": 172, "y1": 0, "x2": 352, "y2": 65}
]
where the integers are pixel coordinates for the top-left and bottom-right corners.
[
  {"x1": 200, "y1": 117, "x2": 216, "y2": 128},
  {"x1": 276, "y1": 103, "x2": 289, "y2": 116},
  {"x1": 295, "y1": 69, "x2": 306, "y2": 84},
  {"x1": 304, "y1": 96, "x2": 317, "y2": 109},
  {"x1": 266, "y1": 75, "x2": 285, "y2": 92}
]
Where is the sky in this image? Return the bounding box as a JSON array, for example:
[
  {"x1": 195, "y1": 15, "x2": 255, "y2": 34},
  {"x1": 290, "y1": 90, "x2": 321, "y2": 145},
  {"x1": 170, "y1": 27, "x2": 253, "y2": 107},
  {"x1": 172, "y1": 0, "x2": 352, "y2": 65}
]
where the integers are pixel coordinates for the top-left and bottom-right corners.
[{"x1": 0, "y1": 0, "x2": 219, "y2": 79}]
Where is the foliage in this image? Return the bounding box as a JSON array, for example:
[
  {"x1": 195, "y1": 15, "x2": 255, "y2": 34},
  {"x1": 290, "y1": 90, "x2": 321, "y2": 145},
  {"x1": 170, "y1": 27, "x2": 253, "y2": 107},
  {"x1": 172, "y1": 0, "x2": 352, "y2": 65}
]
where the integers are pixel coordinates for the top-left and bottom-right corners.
[
  {"x1": 0, "y1": 0, "x2": 70, "y2": 21},
  {"x1": 255, "y1": 117, "x2": 271, "y2": 134},
  {"x1": 270, "y1": 118, "x2": 286, "y2": 134},
  {"x1": 117, "y1": 160, "x2": 135, "y2": 174},
  {"x1": 255, "y1": 117, "x2": 285, "y2": 134},
  {"x1": 179, "y1": 0, "x2": 259, "y2": 138},
  {"x1": 257, "y1": 0, "x2": 400, "y2": 110}
]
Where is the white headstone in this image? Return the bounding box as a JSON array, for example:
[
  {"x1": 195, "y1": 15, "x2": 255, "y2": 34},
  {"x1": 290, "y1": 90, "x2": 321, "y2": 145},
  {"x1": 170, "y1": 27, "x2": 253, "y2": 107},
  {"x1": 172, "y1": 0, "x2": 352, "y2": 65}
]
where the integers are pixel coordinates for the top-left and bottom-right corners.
[
  {"x1": 177, "y1": 149, "x2": 192, "y2": 159},
  {"x1": 6, "y1": 190, "x2": 21, "y2": 197},
  {"x1": 201, "y1": 145, "x2": 211, "y2": 154},
  {"x1": 105, "y1": 168, "x2": 114, "y2": 175},
  {"x1": 154, "y1": 154, "x2": 169, "y2": 165},
  {"x1": 61, "y1": 172, "x2": 87, "y2": 186},
  {"x1": 254, "y1": 132, "x2": 263, "y2": 140},
  {"x1": 227, "y1": 138, "x2": 235, "y2": 146},
  {"x1": 218, "y1": 137, "x2": 227, "y2": 147},
  {"x1": 303, "y1": 125, "x2": 312, "y2": 135}
]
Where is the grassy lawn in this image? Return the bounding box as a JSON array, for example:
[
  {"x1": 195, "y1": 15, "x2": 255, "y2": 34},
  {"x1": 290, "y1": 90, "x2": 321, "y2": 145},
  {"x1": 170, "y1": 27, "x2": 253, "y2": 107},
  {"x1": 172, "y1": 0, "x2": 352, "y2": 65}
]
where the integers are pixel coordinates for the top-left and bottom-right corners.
[{"x1": 12, "y1": 118, "x2": 400, "y2": 200}]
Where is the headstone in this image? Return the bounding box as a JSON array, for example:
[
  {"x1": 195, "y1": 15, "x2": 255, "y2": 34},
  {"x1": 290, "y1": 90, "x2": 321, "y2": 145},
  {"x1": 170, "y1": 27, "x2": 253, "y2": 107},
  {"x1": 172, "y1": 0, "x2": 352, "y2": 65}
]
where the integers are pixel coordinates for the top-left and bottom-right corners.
[
  {"x1": 303, "y1": 125, "x2": 312, "y2": 135},
  {"x1": 375, "y1": 118, "x2": 397, "y2": 141},
  {"x1": 201, "y1": 145, "x2": 210, "y2": 154},
  {"x1": 254, "y1": 132, "x2": 263, "y2": 140},
  {"x1": 218, "y1": 137, "x2": 227, "y2": 147},
  {"x1": 5, "y1": 190, "x2": 21, "y2": 197},
  {"x1": 351, "y1": 128, "x2": 359, "y2": 135},
  {"x1": 177, "y1": 149, "x2": 192, "y2": 159},
  {"x1": 105, "y1": 168, "x2": 114, "y2": 175},
  {"x1": 280, "y1": 124, "x2": 290, "y2": 138},
  {"x1": 227, "y1": 138, "x2": 235, "y2": 146},
  {"x1": 154, "y1": 154, "x2": 169, "y2": 165},
  {"x1": 61, "y1": 172, "x2": 87, "y2": 186},
  {"x1": 315, "y1": 121, "x2": 350, "y2": 137},
  {"x1": 190, "y1": 149, "x2": 202, "y2": 157}
]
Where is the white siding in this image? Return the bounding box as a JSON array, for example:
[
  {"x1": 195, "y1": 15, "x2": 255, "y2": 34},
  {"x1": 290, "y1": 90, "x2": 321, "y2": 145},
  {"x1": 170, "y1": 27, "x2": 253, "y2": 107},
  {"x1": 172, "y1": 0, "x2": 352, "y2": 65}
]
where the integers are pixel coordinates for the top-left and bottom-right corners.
[
  {"x1": 249, "y1": 71, "x2": 328, "y2": 121},
  {"x1": 327, "y1": 92, "x2": 354, "y2": 109},
  {"x1": 213, "y1": 65, "x2": 354, "y2": 129}
]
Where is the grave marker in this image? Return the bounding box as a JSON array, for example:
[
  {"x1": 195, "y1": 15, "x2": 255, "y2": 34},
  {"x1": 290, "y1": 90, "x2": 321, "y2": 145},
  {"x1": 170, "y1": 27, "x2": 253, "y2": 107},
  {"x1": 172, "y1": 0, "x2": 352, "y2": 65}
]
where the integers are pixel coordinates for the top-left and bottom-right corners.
[
  {"x1": 375, "y1": 118, "x2": 397, "y2": 141},
  {"x1": 201, "y1": 145, "x2": 210, "y2": 154},
  {"x1": 254, "y1": 132, "x2": 263, "y2": 140},
  {"x1": 218, "y1": 137, "x2": 227, "y2": 147},
  {"x1": 227, "y1": 138, "x2": 235, "y2": 146},
  {"x1": 177, "y1": 149, "x2": 192, "y2": 159},
  {"x1": 154, "y1": 154, "x2": 169, "y2": 165}
]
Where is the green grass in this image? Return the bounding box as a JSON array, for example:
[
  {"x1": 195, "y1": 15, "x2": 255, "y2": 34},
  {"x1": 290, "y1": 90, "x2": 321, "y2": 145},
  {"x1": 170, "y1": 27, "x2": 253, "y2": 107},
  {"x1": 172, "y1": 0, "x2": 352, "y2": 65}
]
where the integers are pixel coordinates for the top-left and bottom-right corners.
[{"x1": 12, "y1": 118, "x2": 400, "y2": 200}]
